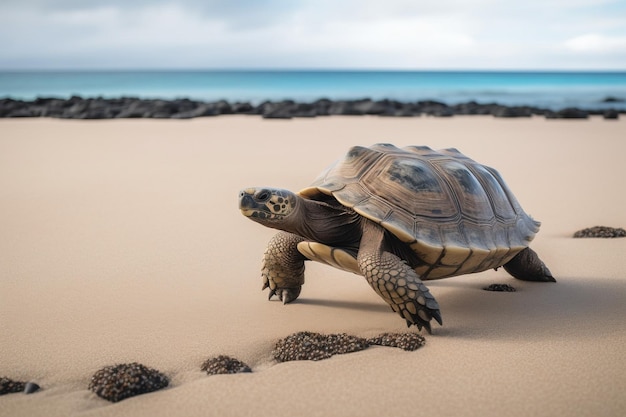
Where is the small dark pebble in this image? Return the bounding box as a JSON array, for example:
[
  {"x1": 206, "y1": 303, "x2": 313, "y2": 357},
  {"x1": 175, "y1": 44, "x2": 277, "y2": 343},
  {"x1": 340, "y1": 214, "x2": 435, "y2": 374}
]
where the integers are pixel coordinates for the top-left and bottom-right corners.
[
  {"x1": 573, "y1": 226, "x2": 626, "y2": 238},
  {"x1": 88, "y1": 362, "x2": 169, "y2": 403},
  {"x1": 602, "y1": 96, "x2": 625, "y2": 103},
  {"x1": 0, "y1": 377, "x2": 26, "y2": 395},
  {"x1": 201, "y1": 355, "x2": 252, "y2": 375},
  {"x1": 273, "y1": 331, "x2": 370, "y2": 362},
  {"x1": 23, "y1": 382, "x2": 40, "y2": 394},
  {"x1": 367, "y1": 332, "x2": 426, "y2": 351},
  {"x1": 484, "y1": 283, "x2": 517, "y2": 292}
]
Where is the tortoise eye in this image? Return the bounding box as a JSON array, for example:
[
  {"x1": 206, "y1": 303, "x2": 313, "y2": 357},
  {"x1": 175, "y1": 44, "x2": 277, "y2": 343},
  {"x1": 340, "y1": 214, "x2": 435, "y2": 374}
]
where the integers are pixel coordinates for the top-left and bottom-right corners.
[{"x1": 257, "y1": 191, "x2": 270, "y2": 201}]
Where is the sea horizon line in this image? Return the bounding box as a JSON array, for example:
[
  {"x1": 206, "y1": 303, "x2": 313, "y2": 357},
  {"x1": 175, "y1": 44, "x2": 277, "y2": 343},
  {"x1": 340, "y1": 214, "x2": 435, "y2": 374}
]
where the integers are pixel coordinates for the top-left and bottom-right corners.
[{"x1": 1, "y1": 68, "x2": 625, "y2": 73}]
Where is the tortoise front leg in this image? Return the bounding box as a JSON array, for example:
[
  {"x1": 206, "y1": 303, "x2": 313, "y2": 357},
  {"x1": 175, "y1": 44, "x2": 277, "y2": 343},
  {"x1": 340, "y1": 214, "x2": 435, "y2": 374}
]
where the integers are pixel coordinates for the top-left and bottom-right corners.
[
  {"x1": 357, "y1": 222, "x2": 442, "y2": 333},
  {"x1": 262, "y1": 231, "x2": 308, "y2": 304}
]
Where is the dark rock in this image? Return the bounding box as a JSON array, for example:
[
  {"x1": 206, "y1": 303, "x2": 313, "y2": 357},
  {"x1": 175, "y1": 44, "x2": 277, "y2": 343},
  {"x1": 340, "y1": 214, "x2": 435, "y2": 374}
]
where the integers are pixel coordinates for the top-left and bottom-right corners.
[
  {"x1": 115, "y1": 100, "x2": 152, "y2": 118},
  {"x1": 0, "y1": 97, "x2": 620, "y2": 121},
  {"x1": 453, "y1": 101, "x2": 492, "y2": 115},
  {"x1": 528, "y1": 107, "x2": 551, "y2": 117},
  {"x1": 492, "y1": 106, "x2": 532, "y2": 118},
  {"x1": 88, "y1": 363, "x2": 169, "y2": 402},
  {"x1": 262, "y1": 100, "x2": 296, "y2": 119},
  {"x1": 23, "y1": 382, "x2": 40, "y2": 394},
  {"x1": 0, "y1": 99, "x2": 19, "y2": 116},
  {"x1": 170, "y1": 112, "x2": 195, "y2": 119},
  {"x1": 231, "y1": 102, "x2": 256, "y2": 114},
  {"x1": 214, "y1": 100, "x2": 233, "y2": 114},
  {"x1": 573, "y1": 226, "x2": 626, "y2": 238},
  {"x1": 291, "y1": 102, "x2": 317, "y2": 118},
  {"x1": 418, "y1": 100, "x2": 453, "y2": 117},
  {"x1": 0, "y1": 377, "x2": 26, "y2": 395},
  {"x1": 484, "y1": 283, "x2": 517, "y2": 292},
  {"x1": 263, "y1": 100, "x2": 316, "y2": 118},
  {"x1": 194, "y1": 104, "x2": 221, "y2": 117},
  {"x1": 328, "y1": 100, "x2": 369, "y2": 116},
  {"x1": 60, "y1": 98, "x2": 117, "y2": 119},
  {"x1": 312, "y1": 98, "x2": 332, "y2": 116},
  {"x1": 201, "y1": 355, "x2": 252, "y2": 375},
  {"x1": 7, "y1": 108, "x2": 41, "y2": 117},
  {"x1": 273, "y1": 331, "x2": 369, "y2": 362},
  {"x1": 173, "y1": 102, "x2": 222, "y2": 118},
  {"x1": 391, "y1": 107, "x2": 420, "y2": 117},
  {"x1": 432, "y1": 107, "x2": 455, "y2": 117},
  {"x1": 367, "y1": 332, "x2": 426, "y2": 351},
  {"x1": 148, "y1": 100, "x2": 179, "y2": 118},
  {"x1": 352, "y1": 99, "x2": 388, "y2": 115},
  {"x1": 418, "y1": 99, "x2": 448, "y2": 107},
  {"x1": 555, "y1": 108, "x2": 589, "y2": 119},
  {"x1": 377, "y1": 101, "x2": 420, "y2": 117},
  {"x1": 601, "y1": 96, "x2": 625, "y2": 103},
  {"x1": 327, "y1": 101, "x2": 351, "y2": 115}
]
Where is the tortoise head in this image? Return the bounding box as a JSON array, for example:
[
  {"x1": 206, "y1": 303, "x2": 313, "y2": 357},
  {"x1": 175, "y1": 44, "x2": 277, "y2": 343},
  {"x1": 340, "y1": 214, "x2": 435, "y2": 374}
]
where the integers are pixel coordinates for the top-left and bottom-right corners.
[{"x1": 239, "y1": 187, "x2": 299, "y2": 226}]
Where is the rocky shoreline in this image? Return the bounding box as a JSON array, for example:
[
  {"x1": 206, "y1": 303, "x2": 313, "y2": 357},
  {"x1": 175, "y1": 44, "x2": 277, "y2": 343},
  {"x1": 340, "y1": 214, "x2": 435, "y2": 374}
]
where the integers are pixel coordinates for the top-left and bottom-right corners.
[{"x1": 1, "y1": 96, "x2": 623, "y2": 120}]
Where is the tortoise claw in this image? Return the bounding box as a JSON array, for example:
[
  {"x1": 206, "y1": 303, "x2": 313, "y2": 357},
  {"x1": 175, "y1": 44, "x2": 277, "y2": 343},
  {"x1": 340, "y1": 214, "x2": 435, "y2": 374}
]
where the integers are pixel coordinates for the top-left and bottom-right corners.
[
  {"x1": 400, "y1": 301, "x2": 441, "y2": 334},
  {"x1": 278, "y1": 287, "x2": 301, "y2": 304},
  {"x1": 422, "y1": 321, "x2": 432, "y2": 334},
  {"x1": 410, "y1": 319, "x2": 431, "y2": 334},
  {"x1": 432, "y1": 310, "x2": 443, "y2": 326},
  {"x1": 266, "y1": 286, "x2": 301, "y2": 303}
]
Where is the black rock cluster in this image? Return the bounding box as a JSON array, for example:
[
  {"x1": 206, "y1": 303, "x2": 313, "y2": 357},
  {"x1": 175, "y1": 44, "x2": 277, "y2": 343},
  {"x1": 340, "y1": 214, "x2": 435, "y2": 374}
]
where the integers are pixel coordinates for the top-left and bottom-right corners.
[
  {"x1": 573, "y1": 226, "x2": 626, "y2": 238},
  {"x1": 273, "y1": 331, "x2": 426, "y2": 362},
  {"x1": 0, "y1": 378, "x2": 40, "y2": 395},
  {"x1": 366, "y1": 332, "x2": 426, "y2": 351},
  {"x1": 0, "y1": 377, "x2": 26, "y2": 395},
  {"x1": 484, "y1": 283, "x2": 517, "y2": 292},
  {"x1": 273, "y1": 331, "x2": 371, "y2": 362},
  {"x1": 88, "y1": 363, "x2": 169, "y2": 403},
  {"x1": 4, "y1": 331, "x2": 428, "y2": 402},
  {"x1": 201, "y1": 355, "x2": 252, "y2": 375},
  {"x1": 1, "y1": 97, "x2": 622, "y2": 120}
]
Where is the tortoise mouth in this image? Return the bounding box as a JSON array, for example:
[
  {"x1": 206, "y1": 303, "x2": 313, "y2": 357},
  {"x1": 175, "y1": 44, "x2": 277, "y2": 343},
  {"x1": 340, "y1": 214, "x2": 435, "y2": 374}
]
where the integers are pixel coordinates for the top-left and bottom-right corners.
[
  {"x1": 239, "y1": 208, "x2": 256, "y2": 217},
  {"x1": 241, "y1": 209, "x2": 285, "y2": 220}
]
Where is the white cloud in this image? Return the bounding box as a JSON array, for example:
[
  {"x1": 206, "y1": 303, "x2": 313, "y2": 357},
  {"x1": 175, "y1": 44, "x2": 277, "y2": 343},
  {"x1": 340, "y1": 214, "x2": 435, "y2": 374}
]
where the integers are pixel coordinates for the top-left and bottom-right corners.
[
  {"x1": 0, "y1": 0, "x2": 625, "y2": 69},
  {"x1": 565, "y1": 33, "x2": 626, "y2": 53}
]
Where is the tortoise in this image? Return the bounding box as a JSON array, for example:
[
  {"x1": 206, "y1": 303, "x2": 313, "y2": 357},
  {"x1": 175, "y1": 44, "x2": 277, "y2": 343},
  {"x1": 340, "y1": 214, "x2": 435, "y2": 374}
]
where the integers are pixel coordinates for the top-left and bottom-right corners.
[{"x1": 239, "y1": 144, "x2": 555, "y2": 332}]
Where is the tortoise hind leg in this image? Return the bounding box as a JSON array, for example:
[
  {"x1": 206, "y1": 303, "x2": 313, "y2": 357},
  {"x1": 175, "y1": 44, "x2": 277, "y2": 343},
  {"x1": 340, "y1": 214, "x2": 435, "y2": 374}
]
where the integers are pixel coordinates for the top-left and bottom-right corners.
[{"x1": 503, "y1": 247, "x2": 556, "y2": 282}]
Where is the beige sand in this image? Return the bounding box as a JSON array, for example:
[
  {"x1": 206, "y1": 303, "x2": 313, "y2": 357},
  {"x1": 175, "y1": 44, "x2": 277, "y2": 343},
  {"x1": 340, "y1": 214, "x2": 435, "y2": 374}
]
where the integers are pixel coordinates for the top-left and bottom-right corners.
[{"x1": 1, "y1": 116, "x2": 625, "y2": 417}]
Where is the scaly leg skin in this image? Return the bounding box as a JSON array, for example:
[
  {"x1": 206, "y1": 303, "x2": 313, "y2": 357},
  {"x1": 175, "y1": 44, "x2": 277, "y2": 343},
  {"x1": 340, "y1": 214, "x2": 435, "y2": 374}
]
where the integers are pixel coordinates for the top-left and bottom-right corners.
[
  {"x1": 503, "y1": 247, "x2": 556, "y2": 282},
  {"x1": 262, "y1": 231, "x2": 308, "y2": 304},
  {"x1": 357, "y1": 222, "x2": 442, "y2": 333}
]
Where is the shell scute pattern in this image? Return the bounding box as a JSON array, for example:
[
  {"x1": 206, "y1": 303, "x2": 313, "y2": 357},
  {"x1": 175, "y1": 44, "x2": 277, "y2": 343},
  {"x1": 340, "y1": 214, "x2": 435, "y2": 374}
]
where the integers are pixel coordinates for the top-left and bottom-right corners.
[
  {"x1": 432, "y1": 159, "x2": 495, "y2": 222},
  {"x1": 301, "y1": 144, "x2": 540, "y2": 279},
  {"x1": 365, "y1": 156, "x2": 455, "y2": 218},
  {"x1": 468, "y1": 164, "x2": 518, "y2": 222}
]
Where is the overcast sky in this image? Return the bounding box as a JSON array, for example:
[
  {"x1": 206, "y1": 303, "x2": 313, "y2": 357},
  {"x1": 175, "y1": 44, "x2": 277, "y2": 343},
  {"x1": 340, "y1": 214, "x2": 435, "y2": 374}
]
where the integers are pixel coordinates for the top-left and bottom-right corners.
[{"x1": 1, "y1": 0, "x2": 625, "y2": 70}]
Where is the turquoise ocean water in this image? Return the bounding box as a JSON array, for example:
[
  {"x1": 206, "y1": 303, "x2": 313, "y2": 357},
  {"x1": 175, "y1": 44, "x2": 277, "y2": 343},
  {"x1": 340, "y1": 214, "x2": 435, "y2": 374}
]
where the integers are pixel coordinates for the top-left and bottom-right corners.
[{"x1": 1, "y1": 70, "x2": 625, "y2": 110}]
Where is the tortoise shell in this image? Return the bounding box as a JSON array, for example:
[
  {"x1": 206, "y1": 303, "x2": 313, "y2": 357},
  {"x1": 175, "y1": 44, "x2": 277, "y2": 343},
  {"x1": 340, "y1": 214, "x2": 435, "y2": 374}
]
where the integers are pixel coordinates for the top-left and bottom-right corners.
[{"x1": 299, "y1": 143, "x2": 540, "y2": 279}]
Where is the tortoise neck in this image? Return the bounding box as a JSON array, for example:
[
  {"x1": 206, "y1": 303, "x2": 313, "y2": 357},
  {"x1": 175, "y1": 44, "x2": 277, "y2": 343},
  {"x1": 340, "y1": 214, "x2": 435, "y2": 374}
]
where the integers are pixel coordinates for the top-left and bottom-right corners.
[{"x1": 293, "y1": 198, "x2": 362, "y2": 246}]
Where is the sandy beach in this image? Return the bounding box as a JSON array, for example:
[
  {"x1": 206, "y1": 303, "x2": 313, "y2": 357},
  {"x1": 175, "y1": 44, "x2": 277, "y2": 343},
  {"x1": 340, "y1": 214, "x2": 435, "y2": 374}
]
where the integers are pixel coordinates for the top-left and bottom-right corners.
[{"x1": 1, "y1": 115, "x2": 625, "y2": 416}]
